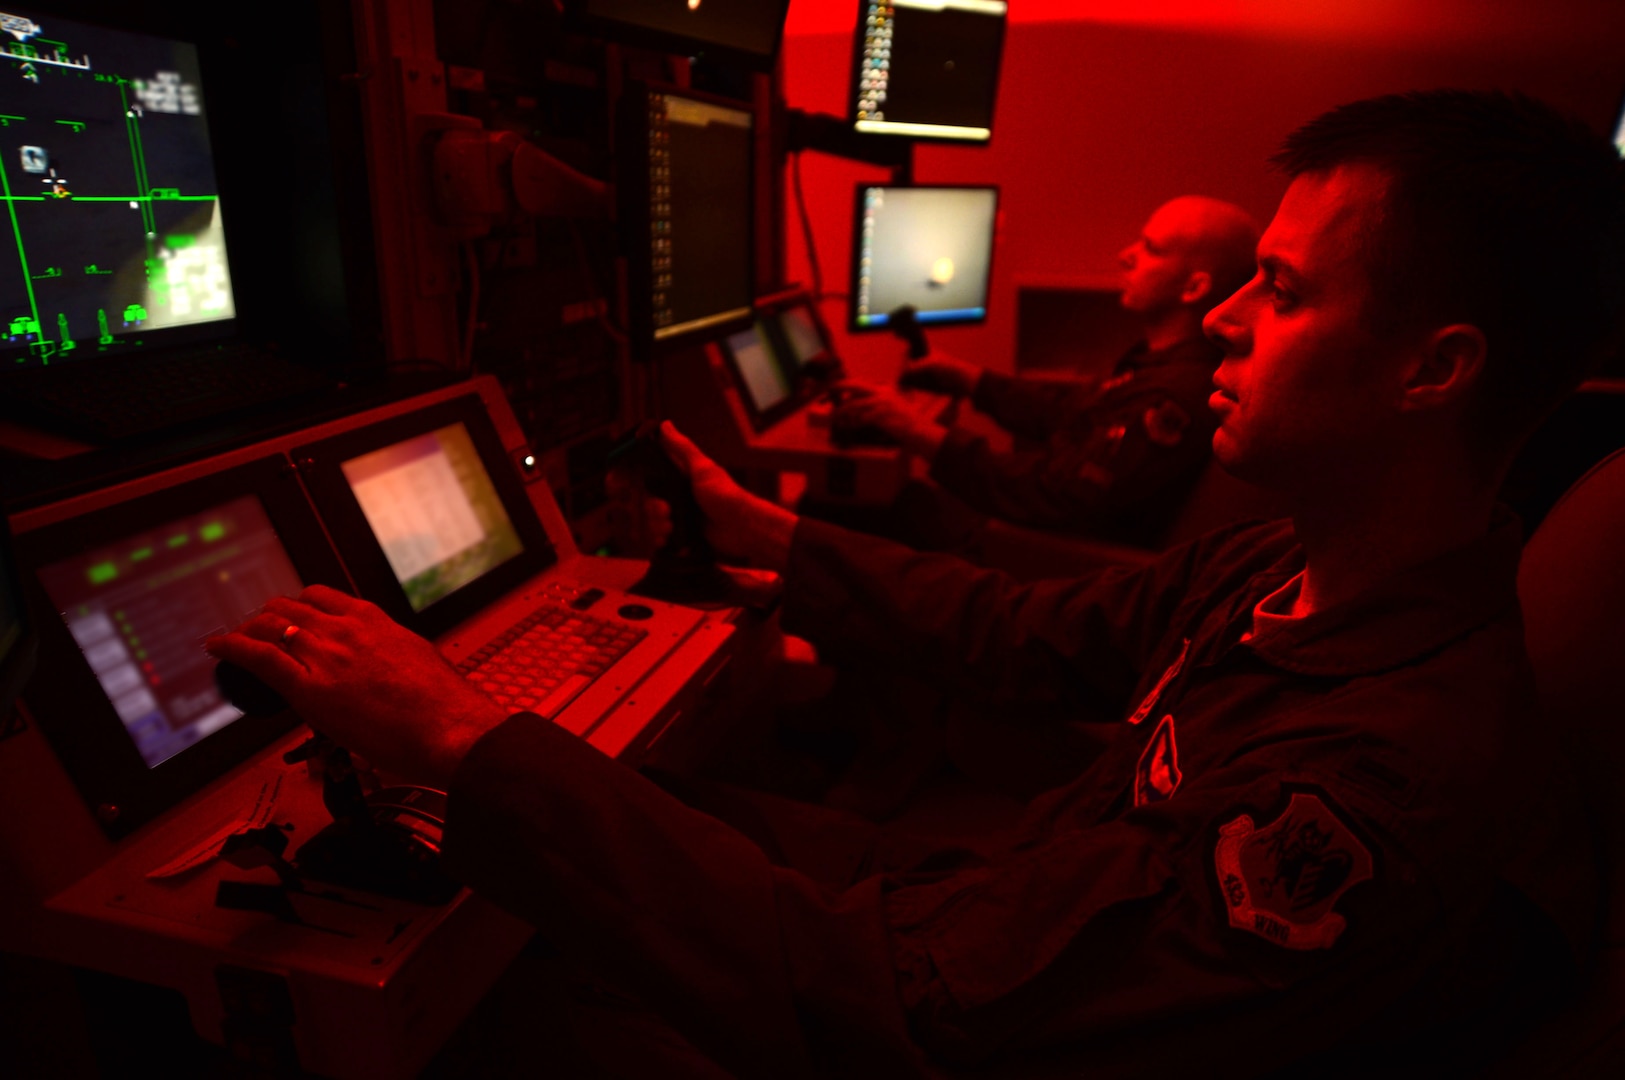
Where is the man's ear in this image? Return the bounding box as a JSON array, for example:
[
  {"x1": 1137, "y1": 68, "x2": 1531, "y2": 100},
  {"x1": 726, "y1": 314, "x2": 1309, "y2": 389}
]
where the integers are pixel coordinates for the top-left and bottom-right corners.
[
  {"x1": 1400, "y1": 323, "x2": 1487, "y2": 411},
  {"x1": 1180, "y1": 270, "x2": 1212, "y2": 306}
]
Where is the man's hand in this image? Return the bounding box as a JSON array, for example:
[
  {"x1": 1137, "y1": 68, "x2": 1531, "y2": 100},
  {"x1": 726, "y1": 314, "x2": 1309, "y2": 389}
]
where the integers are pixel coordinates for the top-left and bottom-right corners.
[
  {"x1": 205, "y1": 586, "x2": 508, "y2": 788},
  {"x1": 658, "y1": 422, "x2": 799, "y2": 571},
  {"x1": 831, "y1": 384, "x2": 948, "y2": 463},
  {"x1": 898, "y1": 354, "x2": 984, "y2": 397}
]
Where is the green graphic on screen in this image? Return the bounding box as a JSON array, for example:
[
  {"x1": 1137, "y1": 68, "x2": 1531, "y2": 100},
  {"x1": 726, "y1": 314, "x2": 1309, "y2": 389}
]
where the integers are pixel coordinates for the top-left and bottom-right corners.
[
  {"x1": 0, "y1": 7, "x2": 236, "y2": 365},
  {"x1": 341, "y1": 423, "x2": 524, "y2": 612}
]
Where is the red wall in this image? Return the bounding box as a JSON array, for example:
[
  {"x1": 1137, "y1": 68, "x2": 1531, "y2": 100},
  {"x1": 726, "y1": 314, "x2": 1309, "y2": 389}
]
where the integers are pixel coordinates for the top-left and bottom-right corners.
[{"x1": 781, "y1": 13, "x2": 1625, "y2": 383}]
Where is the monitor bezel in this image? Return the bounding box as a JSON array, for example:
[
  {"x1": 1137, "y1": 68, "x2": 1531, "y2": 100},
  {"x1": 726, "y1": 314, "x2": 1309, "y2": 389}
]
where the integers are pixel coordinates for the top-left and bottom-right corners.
[
  {"x1": 617, "y1": 80, "x2": 757, "y2": 361},
  {"x1": 566, "y1": 0, "x2": 793, "y2": 73},
  {"x1": 847, "y1": 183, "x2": 1000, "y2": 334},
  {"x1": 11, "y1": 455, "x2": 351, "y2": 839},
  {"x1": 844, "y1": 0, "x2": 1008, "y2": 146},
  {"x1": 291, "y1": 395, "x2": 557, "y2": 641}
]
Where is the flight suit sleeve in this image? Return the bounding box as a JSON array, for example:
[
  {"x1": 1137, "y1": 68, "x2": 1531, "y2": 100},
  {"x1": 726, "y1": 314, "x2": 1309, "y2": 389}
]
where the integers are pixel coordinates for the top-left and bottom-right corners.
[
  {"x1": 884, "y1": 757, "x2": 1447, "y2": 1074},
  {"x1": 970, "y1": 371, "x2": 1096, "y2": 442},
  {"x1": 929, "y1": 384, "x2": 1217, "y2": 533},
  {"x1": 780, "y1": 517, "x2": 1253, "y2": 713}
]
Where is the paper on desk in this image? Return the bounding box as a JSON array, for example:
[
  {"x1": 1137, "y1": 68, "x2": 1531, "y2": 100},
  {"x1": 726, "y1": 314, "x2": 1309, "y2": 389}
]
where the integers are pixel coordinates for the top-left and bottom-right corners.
[{"x1": 144, "y1": 774, "x2": 285, "y2": 880}]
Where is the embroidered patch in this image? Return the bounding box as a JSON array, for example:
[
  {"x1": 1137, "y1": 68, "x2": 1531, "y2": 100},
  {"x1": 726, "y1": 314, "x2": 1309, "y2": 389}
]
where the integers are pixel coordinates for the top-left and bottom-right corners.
[
  {"x1": 1133, "y1": 714, "x2": 1182, "y2": 806},
  {"x1": 1214, "y1": 791, "x2": 1374, "y2": 951},
  {"x1": 1142, "y1": 399, "x2": 1190, "y2": 447},
  {"x1": 1126, "y1": 637, "x2": 1190, "y2": 725}
]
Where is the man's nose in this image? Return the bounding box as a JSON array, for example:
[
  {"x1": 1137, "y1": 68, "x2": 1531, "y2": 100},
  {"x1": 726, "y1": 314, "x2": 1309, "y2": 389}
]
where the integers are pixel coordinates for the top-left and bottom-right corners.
[
  {"x1": 1118, "y1": 244, "x2": 1135, "y2": 268},
  {"x1": 1203, "y1": 300, "x2": 1251, "y2": 356}
]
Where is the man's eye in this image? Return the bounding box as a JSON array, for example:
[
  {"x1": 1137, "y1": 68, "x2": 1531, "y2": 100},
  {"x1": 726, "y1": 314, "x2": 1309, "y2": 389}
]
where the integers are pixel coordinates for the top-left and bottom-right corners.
[{"x1": 1271, "y1": 285, "x2": 1296, "y2": 310}]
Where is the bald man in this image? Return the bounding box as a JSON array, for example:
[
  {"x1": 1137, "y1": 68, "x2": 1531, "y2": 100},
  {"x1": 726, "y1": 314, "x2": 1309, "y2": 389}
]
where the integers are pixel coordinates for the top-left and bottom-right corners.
[{"x1": 835, "y1": 195, "x2": 1261, "y2": 549}]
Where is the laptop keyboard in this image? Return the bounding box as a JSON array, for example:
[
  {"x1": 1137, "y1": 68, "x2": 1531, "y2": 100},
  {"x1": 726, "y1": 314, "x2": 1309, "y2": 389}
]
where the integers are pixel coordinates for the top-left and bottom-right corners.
[{"x1": 456, "y1": 602, "x2": 647, "y2": 718}]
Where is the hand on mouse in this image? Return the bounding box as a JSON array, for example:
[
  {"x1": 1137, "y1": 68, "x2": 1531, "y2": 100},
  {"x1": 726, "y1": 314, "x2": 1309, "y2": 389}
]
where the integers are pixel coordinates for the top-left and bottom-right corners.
[
  {"x1": 656, "y1": 422, "x2": 798, "y2": 572},
  {"x1": 205, "y1": 585, "x2": 508, "y2": 789},
  {"x1": 830, "y1": 383, "x2": 948, "y2": 462},
  {"x1": 897, "y1": 354, "x2": 983, "y2": 397}
]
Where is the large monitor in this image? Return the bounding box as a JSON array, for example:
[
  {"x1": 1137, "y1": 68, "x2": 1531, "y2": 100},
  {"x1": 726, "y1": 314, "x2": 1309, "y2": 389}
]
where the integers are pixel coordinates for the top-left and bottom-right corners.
[
  {"x1": 570, "y1": 0, "x2": 792, "y2": 72},
  {"x1": 11, "y1": 457, "x2": 350, "y2": 837},
  {"x1": 292, "y1": 396, "x2": 557, "y2": 640},
  {"x1": 848, "y1": 0, "x2": 1007, "y2": 143},
  {"x1": 849, "y1": 184, "x2": 998, "y2": 331},
  {"x1": 619, "y1": 83, "x2": 755, "y2": 359},
  {"x1": 0, "y1": 6, "x2": 238, "y2": 366}
]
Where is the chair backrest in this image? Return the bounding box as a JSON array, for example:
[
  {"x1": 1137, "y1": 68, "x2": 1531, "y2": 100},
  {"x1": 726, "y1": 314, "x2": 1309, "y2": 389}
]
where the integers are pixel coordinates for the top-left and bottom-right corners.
[{"x1": 1517, "y1": 446, "x2": 1625, "y2": 945}]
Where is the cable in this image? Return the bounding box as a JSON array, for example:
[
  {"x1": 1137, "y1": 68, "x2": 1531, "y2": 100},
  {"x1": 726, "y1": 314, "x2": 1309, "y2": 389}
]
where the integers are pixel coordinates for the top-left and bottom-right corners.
[{"x1": 792, "y1": 151, "x2": 824, "y2": 301}]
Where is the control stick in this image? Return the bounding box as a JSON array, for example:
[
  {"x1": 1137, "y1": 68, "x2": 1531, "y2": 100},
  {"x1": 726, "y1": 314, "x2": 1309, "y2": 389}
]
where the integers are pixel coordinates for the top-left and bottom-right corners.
[{"x1": 607, "y1": 421, "x2": 733, "y2": 605}]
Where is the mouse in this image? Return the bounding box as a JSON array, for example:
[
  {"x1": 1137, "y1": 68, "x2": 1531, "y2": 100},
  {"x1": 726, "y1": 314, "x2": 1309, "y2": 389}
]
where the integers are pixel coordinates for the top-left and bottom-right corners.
[
  {"x1": 215, "y1": 659, "x2": 289, "y2": 716},
  {"x1": 607, "y1": 421, "x2": 733, "y2": 604}
]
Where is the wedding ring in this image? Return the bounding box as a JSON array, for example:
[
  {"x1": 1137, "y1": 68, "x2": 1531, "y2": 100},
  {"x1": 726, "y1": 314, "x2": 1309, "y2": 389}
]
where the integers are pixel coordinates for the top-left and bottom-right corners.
[{"x1": 281, "y1": 625, "x2": 300, "y2": 645}]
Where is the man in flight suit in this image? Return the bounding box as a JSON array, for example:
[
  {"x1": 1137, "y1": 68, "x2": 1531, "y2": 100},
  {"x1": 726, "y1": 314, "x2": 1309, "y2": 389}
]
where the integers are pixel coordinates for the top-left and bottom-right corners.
[
  {"x1": 211, "y1": 90, "x2": 1623, "y2": 1076},
  {"x1": 832, "y1": 195, "x2": 1260, "y2": 549}
]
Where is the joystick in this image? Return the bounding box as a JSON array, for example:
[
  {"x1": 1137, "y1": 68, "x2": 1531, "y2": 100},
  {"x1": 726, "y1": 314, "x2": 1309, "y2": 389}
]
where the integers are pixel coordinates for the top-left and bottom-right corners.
[
  {"x1": 608, "y1": 421, "x2": 732, "y2": 604},
  {"x1": 888, "y1": 304, "x2": 931, "y2": 360}
]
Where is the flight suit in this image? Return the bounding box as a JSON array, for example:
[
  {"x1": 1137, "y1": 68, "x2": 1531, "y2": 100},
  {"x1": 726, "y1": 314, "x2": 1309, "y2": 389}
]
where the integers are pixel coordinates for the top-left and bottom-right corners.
[
  {"x1": 928, "y1": 337, "x2": 1222, "y2": 545},
  {"x1": 441, "y1": 513, "x2": 1594, "y2": 1078}
]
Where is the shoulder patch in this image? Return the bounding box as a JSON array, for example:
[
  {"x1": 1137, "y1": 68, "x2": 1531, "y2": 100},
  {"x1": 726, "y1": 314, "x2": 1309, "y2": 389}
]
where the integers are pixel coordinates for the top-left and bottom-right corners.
[
  {"x1": 1213, "y1": 791, "x2": 1373, "y2": 951},
  {"x1": 1134, "y1": 714, "x2": 1182, "y2": 806},
  {"x1": 1142, "y1": 399, "x2": 1190, "y2": 447}
]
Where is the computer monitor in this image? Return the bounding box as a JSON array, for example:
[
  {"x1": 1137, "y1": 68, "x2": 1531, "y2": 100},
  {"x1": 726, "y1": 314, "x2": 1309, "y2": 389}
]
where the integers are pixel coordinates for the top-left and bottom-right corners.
[
  {"x1": 848, "y1": 0, "x2": 1007, "y2": 143},
  {"x1": 11, "y1": 456, "x2": 350, "y2": 837},
  {"x1": 618, "y1": 83, "x2": 755, "y2": 359},
  {"x1": 721, "y1": 321, "x2": 796, "y2": 431},
  {"x1": 758, "y1": 287, "x2": 837, "y2": 379},
  {"x1": 719, "y1": 289, "x2": 838, "y2": 430},
  {"x1": 849, "y1": 184, "x2": 998, "y2": 331},
  {"x1": 569, "y1": 0, "x2": 792, "y2": 72},
  {"x1": 0, "y1": 6, "x2": 238, "y2": 365},
  {"x1": 292, "y1": 396, "x2": 557, "y2": 640}
]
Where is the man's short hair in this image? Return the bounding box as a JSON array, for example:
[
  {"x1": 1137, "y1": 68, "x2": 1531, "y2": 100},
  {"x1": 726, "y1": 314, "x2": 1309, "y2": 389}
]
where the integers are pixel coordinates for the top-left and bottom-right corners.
[{"x1": 1271, "y1": 90, "x2": 1625, "y2": 456}]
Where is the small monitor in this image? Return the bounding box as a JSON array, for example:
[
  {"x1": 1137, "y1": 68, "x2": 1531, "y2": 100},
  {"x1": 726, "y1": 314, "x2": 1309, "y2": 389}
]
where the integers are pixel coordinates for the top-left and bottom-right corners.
[
  {"x1": 756, "y1": 287, "x2": 837, "y2": 379},
  {"x1": 721, "y1": 321, "x2": 796, "y2": 430},
  {"x1": 850, "y1": 184, "x2": 998, "y2": 331},
  {"x1": 12, "y1": 457, "x2": 349, "y2": 837},
  {"x1": 1614, "y1": 89, "x2": 1625, "y2": 158},
  {"x1": 619, "y1": 84, "x2": 755, "y2": 358},
  {"x1": 0, "y1": 6, "x2": 238, "y2": 367},
  {"x1": 293, "y1": 396, "x2": 556, "y2": 639},
  {"x1": 570, "y1": 0, "x2": 791, "y2": 71},
  {"x1": 848, "y1": 0, "x2": 1007, "y2": 143}
]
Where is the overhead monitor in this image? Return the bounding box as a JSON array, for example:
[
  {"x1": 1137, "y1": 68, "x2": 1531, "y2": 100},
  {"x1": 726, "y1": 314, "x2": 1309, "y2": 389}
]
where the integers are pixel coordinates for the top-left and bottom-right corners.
[
  {"x1": 570, "y1": 0, "x2": 792, "y2": 71},
  {"x1": 12, "y1": 457, "x2": 350, "y2": 837},
  {"x1": 848, "y1": 0, "x2": 1007, "y2": 143},
  {"x1": 292, "y1": 396, "x2": 557, "y2": 640},
  {"x1": 850, "y1": 184, "x2": 998, "y2": 331},
  {"x1": 619, "y1": 83, "x2": 755, "y2": 358},
  {"x1": 0, "y1": 6, "x2": 238, "y2": 366}
]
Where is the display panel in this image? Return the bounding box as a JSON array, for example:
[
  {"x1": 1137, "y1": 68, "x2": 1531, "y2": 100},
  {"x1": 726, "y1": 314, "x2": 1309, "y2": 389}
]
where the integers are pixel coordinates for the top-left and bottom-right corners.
[
  {"x1": 1614, "y1": 89, "x2": 1625, "y2": 158},
  {"x1": 36, "y1": 495, "x2": 300, "y2": 767},
  {"x1": 848, "y1": 0, "x2": 1007, "y2": 143},
  {"x1": 850, "y1": 185, "x2": 998, "y2": 331},
  {"x1": 12, "y1": 455, "x2": 350, "y2": 838},
  {"x1": 293, "y1": 396, "x2": 556, "y2": 640},
  {"x1": 340, "y1": 423, "x2": 523, "y2": 613},
  {"x1": 0, "y1": 5, "x2": 237, "y2": 367},
  {"x1": 620, "y1": 84, "x2": 755, "y2": 357},
  {"x1": 779, "y1": 304, "x2": 828, "y2": 370},
  {"x1": 723, "y1": 323, "x2": 791, "y2": 414},
  {"x1": 572, "y1": 0, "x2": 791, "y2": 71}
]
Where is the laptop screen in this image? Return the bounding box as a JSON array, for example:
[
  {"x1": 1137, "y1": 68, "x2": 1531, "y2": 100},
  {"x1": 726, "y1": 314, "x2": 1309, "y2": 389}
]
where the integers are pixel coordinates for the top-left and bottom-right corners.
[
  {"x1": 34, "y1": 494, "x2": 302, "y2": 768},
  {"x1": 0, "y1": 7, "x2": 237, "y2": 366},
  {"x1": 339, "y1": 422, "x2": 524, "y2": 614},
  {"x1": 723, "y1": 322, "x2": 792, "y2": 416}
]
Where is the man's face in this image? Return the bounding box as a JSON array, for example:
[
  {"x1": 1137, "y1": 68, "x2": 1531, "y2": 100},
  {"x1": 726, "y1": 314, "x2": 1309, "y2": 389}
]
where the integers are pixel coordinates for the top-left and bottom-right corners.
[
  {"x1": 1203, "y1": 166, "x2": 1413, "y2": 492},
  {"x1": 1118, "y1": 201, "x2": 1200, "y2": 315}
]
